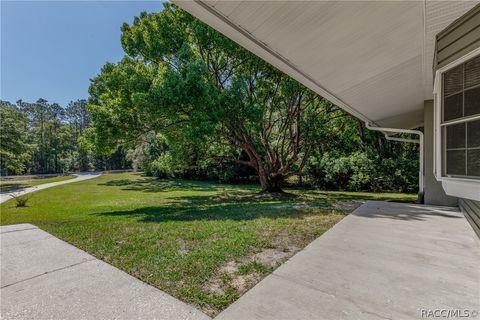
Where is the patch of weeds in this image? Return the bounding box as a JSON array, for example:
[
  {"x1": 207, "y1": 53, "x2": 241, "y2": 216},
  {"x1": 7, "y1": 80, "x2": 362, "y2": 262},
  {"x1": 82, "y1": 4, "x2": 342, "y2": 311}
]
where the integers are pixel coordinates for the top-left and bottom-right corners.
[
  {"x1": 237, "y1": 261, "x2": 273, "y2": 275},
  {"x1": 10, "y1": 194, "x2": 31, "y2": 207},
  {"x1": 200, "y1": 272, "x2": 239, "y2": 316}
]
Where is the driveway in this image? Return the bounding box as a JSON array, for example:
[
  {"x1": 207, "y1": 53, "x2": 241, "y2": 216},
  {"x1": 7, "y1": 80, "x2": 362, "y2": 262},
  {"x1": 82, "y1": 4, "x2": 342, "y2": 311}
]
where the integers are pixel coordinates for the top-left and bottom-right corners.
[
  {"x1": 0, "y1": 224, "x2": 210, "y2": 320},
  {"x1": 0, "y1": 173, "x2": 100, "y2": 204}
]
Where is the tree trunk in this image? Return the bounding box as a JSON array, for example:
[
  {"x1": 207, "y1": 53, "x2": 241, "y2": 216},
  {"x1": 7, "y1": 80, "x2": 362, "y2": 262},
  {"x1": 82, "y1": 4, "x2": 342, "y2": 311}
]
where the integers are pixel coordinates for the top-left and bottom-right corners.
[
  {"x1": 233, "y1": 135, "x2": 286, "y2": 193},
  {"x1": 258, "y1": 169, "x2": 284, "y2": 193}
]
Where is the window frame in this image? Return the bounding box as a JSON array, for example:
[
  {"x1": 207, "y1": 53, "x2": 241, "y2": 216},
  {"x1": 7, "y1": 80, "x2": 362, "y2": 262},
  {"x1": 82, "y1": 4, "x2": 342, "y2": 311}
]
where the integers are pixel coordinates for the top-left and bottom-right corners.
[{"x1": 433, "y1": 47, "x2": 480, "y2": 201}]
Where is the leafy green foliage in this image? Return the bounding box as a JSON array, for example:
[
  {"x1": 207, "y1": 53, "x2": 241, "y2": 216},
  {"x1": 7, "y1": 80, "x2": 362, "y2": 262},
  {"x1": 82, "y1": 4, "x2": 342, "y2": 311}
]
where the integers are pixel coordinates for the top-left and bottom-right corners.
[
  {"x1": 87, "y1": 4, "x2": 345, "y2": 192},
  {"x1": 10, "y1": 194, "x2": 31, "y2": 207},
  {"x1": 307, "y1": 151, "x2": 418, "y2": 193},
  {"x1": 1, "y1": 99, "x2": 131, "y2": 174},
  {"x1": 0, "y1": 101, "x2": 32, "y2": 174}
]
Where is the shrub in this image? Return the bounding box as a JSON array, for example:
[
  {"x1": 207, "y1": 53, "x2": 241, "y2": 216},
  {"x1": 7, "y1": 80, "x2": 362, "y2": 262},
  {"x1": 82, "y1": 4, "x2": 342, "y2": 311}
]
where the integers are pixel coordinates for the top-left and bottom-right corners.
[
  {"x1": 307, "y1": 151, "x2": 418, "y2": 193},
  {"x1": 10, "y1": 194, "x2": 31, "y2": 207}
]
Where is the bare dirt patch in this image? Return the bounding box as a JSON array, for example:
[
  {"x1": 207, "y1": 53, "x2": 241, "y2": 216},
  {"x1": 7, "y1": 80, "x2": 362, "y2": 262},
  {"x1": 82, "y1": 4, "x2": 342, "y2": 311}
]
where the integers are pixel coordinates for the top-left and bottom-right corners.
[
  {"x1": 231, "y1": 271, "x2": 262, "y2": 294},
  {"x1": 205, "y1": 261, "x2": 238, "y2": 295},
  {"x1": 176, "y1": 239, "x2": 191, "y2": 256},
  {"x1": 250, "y1": 248, "x2": 293, "y2": 266},
  {"x1": 203, "y1": 245, "x2": 299, "y2": 301}
]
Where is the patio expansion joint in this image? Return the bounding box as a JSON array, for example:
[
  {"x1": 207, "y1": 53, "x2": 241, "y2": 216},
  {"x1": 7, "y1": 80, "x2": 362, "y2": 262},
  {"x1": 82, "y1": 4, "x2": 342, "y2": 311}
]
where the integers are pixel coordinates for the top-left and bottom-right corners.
[
  {"x1": 0, "y1": 257, "x2": 96, "y2": 289},
  {"x1": 2, "y1": 234, "x2": 55, "y2": 248},
  {"x1": 269, "y1": 272, "x2": 337, "y2": 299},
  {"x1": 0, "y1": 226, "x2": 38, "y2": 234}
]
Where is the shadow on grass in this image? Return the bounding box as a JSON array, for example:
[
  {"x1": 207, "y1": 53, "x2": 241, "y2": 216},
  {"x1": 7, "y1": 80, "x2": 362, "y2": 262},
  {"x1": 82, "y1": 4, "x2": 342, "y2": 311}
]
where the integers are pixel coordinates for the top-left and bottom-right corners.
[
  {"x1": 100, "y1": 196, "x2": 448, "y2": 225},
  {"x1": 0, "y1": 183, "x2": 28, "y2": 193},
  {"x1": 95, "y1": 178, "x2": 427, "y2": 223},
  {"x1": 95, "y1": 197, "x2": 328, "y2": 223},
  {"x1": 310, "y1": 191, "x2": 415, "y2": 202},
  {"x1": 351, "y1": 202, "x2": 462, "y2": 221},
  {"x1": 99, "y1": 178, "x2": 410, "y2": 201},
  {"x1": 99, "y1": 178, "x2": 258, "y2": 194}
]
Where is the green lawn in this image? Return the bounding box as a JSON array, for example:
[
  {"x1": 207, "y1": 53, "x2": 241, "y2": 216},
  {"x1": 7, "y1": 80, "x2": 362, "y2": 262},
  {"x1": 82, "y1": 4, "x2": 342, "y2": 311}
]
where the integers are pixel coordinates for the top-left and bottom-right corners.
[
  {"x1": 0, "y1": 173, "x2": 415, "y2": 316},
  {"x1": 0, "y1": 175, "x2": 75, "y2": 192}
]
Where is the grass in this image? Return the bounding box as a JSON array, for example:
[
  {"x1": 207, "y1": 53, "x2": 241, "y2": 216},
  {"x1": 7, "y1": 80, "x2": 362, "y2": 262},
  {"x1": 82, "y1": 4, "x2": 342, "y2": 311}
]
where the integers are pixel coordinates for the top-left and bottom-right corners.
[
  {"x1": 0, "y1": 172, "x2": 415, "y2": 316},
  {"x1": 0, "y1": 175, "x2": 75, "y2": 192}
]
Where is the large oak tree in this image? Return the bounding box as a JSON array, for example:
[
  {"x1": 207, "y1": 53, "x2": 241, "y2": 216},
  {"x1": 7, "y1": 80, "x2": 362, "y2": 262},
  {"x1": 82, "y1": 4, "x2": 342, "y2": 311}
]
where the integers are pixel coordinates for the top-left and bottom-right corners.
[{"x1": 87, "y1": 4, "x2": 344, "y2": 192}]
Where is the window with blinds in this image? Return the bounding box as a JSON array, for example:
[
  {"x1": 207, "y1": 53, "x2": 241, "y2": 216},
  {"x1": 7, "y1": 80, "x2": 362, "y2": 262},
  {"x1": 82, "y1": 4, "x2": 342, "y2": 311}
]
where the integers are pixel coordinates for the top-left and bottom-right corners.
[{"x1": 442, "y1": 55, "x2": 480, "y2": 178}]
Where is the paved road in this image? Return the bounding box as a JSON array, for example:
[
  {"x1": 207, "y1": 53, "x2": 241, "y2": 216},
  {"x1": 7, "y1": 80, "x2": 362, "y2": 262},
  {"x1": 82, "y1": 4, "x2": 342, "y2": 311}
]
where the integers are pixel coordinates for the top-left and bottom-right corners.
[
  {"x1": 216, "y1": 201, "x2": 480, "y2": 320},
  {"x1": 0, "y1": 224, "x2": 211, "y2": 320},
  {"x1": 0, "y1": 173, "x2": 101, "y2": 204}
]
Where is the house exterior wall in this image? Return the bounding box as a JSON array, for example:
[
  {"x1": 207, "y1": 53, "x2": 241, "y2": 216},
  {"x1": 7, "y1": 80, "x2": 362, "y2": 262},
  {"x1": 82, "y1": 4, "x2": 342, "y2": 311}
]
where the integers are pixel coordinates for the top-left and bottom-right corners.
[
  {"x1": 434, "y1": 4, "x2": 480, "y2": 237},
  {"x1": 460, "y1": 199, "x2": 480, "y2": 238},
  {"x1": 435, "y1": 4, "x2": 480, "y2": 69},
  {"x1": 423, "y1": 100, "x2": 458, "y2": 206}
]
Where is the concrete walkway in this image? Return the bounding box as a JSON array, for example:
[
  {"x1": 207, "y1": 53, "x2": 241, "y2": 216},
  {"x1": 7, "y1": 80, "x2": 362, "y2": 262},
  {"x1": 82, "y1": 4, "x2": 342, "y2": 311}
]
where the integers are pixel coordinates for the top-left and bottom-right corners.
[
  {"x1": 0, "y1": 224, "x2": 210, "y2": 320},
  {"x1": 0, "y1": 173, "x2": 100, "y2": 204},
  {"x1": 216, "y1": 201, "x2": 480, "y2": 320}
]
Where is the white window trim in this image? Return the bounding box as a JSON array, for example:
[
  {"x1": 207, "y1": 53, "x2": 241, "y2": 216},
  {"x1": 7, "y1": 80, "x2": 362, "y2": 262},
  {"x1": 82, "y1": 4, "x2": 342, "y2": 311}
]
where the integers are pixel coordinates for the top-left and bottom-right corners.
[{"x1": 433, "y1": 46, "x2": 480, "y2": 201}]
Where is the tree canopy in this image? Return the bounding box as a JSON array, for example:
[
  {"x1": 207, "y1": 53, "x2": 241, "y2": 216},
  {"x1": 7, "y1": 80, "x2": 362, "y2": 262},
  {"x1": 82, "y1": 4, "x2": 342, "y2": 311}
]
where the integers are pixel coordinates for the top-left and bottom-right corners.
[
  {"x1": 0, "y1": 101, "x2": 31, "y2": 174},
  {"x1": 87, "y1": 4, "x2": 348, "y2": 192}
]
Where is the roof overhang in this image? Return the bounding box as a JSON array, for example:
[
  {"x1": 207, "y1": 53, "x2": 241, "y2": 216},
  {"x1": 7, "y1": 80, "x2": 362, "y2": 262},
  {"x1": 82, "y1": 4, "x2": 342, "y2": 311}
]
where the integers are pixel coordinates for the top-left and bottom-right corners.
[{"x1": 174, "y1": 1, "x2": 478, "y2": 128}]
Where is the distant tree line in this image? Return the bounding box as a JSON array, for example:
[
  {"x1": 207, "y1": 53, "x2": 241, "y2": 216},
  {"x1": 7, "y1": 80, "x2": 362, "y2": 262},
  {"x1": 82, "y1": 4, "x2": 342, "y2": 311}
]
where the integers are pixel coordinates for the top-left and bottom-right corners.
[
  {"x1": 0, "y1": 99, "x2": 130, "y2": 175},
  {"x1": 0, "y1": 98, "x2": 419, "y2": 193}
]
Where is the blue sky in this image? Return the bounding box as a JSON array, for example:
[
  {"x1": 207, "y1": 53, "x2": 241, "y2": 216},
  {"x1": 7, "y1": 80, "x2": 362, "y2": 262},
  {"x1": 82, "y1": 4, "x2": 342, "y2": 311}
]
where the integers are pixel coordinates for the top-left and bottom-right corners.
[{"x1": 1, "y1": 1, "x2": 163, "y2": 106}]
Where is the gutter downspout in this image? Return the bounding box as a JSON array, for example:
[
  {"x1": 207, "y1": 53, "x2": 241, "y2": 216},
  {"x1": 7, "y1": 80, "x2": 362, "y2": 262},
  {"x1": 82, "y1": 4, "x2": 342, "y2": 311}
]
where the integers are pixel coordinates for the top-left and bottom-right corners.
[{"x1": 365, "y1": 122, "x2": 424, "y2": 204}]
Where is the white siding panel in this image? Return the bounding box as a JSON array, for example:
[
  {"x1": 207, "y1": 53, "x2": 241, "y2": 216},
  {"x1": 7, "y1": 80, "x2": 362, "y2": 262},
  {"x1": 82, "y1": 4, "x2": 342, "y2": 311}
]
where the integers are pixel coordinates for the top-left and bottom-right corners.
[{"x1": 423, "y1": 1, "x2": 478, "y2": 99}]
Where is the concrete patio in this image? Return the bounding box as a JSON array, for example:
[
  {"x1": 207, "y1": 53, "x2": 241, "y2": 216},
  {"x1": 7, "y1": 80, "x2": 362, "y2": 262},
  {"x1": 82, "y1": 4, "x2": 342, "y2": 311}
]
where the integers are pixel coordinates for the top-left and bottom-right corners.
[
  {"x1": 217, "y1": 201, "x2": 480, "y2": 320},
  {"x1": 0, "y1": 224, "x2": 210, "y2": 320}
]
